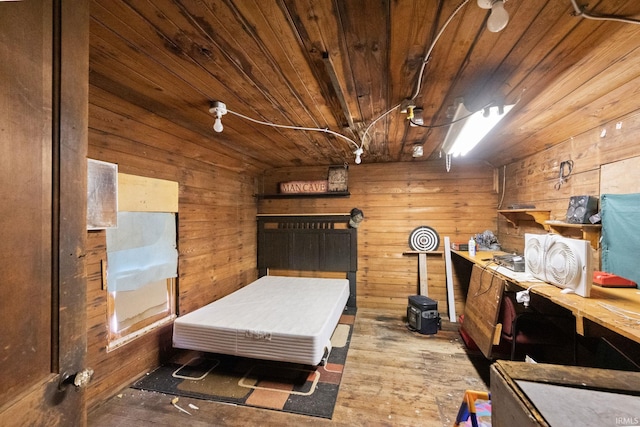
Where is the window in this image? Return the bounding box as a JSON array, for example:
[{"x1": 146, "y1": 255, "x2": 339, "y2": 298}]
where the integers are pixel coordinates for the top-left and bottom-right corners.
[
  {"x1": 106, "y1": 211, "x2": 178, "y2": 349},
  {"x1": 102, "y1": 172, "x2": 179, "y2": 350}
]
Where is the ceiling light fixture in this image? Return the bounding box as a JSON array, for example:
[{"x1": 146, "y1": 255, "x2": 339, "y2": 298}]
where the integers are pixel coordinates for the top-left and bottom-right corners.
[
  {"x1": 412, "y1": 145, "x2": 424, "y2": 158},
  {"x1": 209, "y1": 101, "x2": 227, "y2": 132},
  {"x1": 409, "y1": 108, "x2": 424, "y2": 127},
  {"x1": 353, "y1": 147, "x2": 363, "y2": 164},
  {"x1": 441, "y1": 99, "x2": 514, "y2": 168},
  {"x1": 478, "y1": 0, "x2": 509, "y2": 32}
]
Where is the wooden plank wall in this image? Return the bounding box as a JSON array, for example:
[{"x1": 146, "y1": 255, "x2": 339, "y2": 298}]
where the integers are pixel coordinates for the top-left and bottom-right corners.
[
  {"x1": 257, "y1": 160, "x2": 498, "y2": 316},
  {"x1": 86, "y1": 88, "x2": 259, "y2": 410},
  {"x1": 496, "y1": 109, "x2": 640, "y2": 263}
]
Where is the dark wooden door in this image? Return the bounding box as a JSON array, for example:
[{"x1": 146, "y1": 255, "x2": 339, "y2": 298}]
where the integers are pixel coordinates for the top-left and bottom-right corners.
[{"x1": 0, "y1": 1, "x2": 89, "y2": 425}]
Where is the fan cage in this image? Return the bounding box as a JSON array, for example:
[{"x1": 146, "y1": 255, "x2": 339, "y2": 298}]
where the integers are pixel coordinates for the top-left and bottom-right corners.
[
  {"x1": 545, "y1": 241, "x2": 580, "y2": 288},
  {"x1": 524, "y1": 238, "x2": 544, "y2": 276}
]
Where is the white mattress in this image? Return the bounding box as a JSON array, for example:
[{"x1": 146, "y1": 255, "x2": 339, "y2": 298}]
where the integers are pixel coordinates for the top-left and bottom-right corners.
[{"x1": 172, "y1": 275, "x2": 350, "y2": 365}]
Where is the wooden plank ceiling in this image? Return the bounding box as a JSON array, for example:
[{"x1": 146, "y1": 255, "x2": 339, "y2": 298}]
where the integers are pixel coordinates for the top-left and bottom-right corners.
[{"x1": 89, "y1": 0, "x2": 640, "y2": 171}]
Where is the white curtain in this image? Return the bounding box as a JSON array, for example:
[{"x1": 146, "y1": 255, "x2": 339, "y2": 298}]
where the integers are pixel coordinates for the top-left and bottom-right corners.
[{"x1": 106, "y1": 212, "x2": 178, "y2": 292}]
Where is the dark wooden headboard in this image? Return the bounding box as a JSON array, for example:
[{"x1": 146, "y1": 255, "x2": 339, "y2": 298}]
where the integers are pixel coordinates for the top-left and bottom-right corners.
[{"x1": 257, "y1": 214, "x2": 358, "y2": 308}]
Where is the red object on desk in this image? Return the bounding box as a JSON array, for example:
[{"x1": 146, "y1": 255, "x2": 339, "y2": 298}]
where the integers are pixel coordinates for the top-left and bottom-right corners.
[
  {"x1": 593, "y1": 271, "x2": 636, "y2": 288},
  {"x1": 451, "y1": 242, "x2": 469, "y2": 251}
]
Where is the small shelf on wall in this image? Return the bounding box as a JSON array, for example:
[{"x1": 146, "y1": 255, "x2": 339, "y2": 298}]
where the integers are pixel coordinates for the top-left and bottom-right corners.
[
  {"x1": 256, "y1": 191, "x2": 350, "y2": 199},
  {"x1": 497, "y1": 209, "x2": 551, "y2": 230},
  {"x1": 545, "y1": 221, "x2": 602, "y2": 249}
]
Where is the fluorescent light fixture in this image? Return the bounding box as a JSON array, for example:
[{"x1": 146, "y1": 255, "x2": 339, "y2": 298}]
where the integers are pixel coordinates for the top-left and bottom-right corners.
[{"x1": 441, "y1": 100, "x2": 514, "y2": 157}]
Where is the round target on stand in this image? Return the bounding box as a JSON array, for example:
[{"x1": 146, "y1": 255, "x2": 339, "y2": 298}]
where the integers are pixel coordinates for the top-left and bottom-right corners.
[{"x1": 408, "y1": 226, "x2": 440, "y2": 252}]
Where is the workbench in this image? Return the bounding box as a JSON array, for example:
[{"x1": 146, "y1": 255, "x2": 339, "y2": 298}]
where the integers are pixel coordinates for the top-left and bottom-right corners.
[{"x1": 452, "y1": 250, "x2": 640, "y2": 363}]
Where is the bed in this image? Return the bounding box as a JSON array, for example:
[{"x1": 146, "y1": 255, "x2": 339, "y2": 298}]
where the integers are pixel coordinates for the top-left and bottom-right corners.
[{"x1": 172, "y1": 214, "x2": 358, "y2": 365}]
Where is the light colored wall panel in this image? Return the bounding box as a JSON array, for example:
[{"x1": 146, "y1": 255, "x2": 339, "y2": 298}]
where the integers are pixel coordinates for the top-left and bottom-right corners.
[
  {"x1": 118, "y1": 173, "x2": 179, "y2": 212},
  {"x1": 601, "y1": 156, "x2": 640, "y2": 195}
]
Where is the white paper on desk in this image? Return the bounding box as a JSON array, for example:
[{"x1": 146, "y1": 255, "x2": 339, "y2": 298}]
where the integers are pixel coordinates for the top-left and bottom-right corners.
[{"x1": 488, "y1": 265, "x2": 544, "y2": 283}]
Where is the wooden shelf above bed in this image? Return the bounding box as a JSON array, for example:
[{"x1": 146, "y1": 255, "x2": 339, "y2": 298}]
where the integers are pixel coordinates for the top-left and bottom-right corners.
[{"x1": 256, "y1": 191, "x2": 350, "y2": 199}]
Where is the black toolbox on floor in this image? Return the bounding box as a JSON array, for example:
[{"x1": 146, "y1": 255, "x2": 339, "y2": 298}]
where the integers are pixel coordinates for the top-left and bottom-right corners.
[{"x1": 407, "y1": 295, "x2": 441, "y2": 335}]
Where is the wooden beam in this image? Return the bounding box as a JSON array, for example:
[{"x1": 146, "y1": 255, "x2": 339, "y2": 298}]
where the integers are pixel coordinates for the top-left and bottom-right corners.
[{"x1": 323, "y1": 52, "x2": 355, "y2": 129}]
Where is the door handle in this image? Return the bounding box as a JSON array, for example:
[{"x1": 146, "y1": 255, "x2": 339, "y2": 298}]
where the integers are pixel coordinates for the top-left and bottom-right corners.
[{"x1": 59, "y1": 368, "x2": 94, "y2": 391}]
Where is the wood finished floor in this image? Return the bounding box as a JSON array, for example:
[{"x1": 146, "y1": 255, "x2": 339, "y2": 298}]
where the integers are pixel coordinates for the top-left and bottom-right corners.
[{"x1": 88, "y1": 308, "x2": 491, "y2": 426}]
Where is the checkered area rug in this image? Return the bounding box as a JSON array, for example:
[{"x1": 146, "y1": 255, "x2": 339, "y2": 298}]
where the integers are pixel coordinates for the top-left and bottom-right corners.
[{"x1": 132, "y1": 310, "x2": 355, "y2": 419}]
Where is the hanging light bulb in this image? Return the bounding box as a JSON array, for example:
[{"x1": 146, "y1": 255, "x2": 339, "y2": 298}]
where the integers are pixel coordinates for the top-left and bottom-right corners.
[
  {"x1": 487, "y1": 0, "x2": 509, "y2": 32},
  {"x1": 209, "y1": 101, "x2": 227, "y2": 133},
  {"x1": 354, "y1": 147, "x2": 363, "y2": 164},
  {"x1": 477, "y1": 0, "x2": 492, "y2": 9},
  {"x1": 213, "y1": 116, "x2": 224, "y2": 132}
]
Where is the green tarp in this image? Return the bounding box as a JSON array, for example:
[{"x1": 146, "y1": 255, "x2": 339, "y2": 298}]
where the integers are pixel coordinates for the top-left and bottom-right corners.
[{"x1": 601, "y1": 193, "x2": 640, "y2": 288}]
